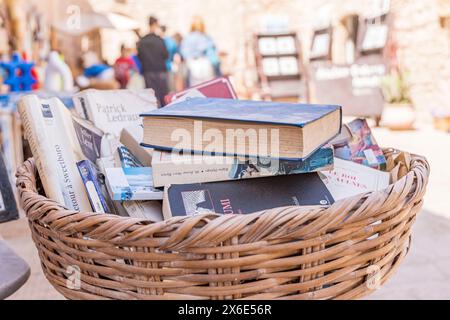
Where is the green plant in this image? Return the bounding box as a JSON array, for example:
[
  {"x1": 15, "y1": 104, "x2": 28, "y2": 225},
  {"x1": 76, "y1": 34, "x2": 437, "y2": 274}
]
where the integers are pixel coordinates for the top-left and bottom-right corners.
[{"x1": 380, "y1": 70, "x2": 412, "y2": 104}]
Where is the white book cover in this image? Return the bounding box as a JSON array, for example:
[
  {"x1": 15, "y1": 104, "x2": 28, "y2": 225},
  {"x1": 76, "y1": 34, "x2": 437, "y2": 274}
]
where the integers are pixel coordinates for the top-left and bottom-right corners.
[
  {"x1": 73, "y1": 88, "x2": 158, "y2": 137},
  {"x1": 320, "y1": 157, "x2": 390, "y2": 201},
  {"x1": 18, "y1": 95, "x2": 91, "y2": 212},
  {"x1": 122, "y1": 201, "x2": 163, "y2": 222}
]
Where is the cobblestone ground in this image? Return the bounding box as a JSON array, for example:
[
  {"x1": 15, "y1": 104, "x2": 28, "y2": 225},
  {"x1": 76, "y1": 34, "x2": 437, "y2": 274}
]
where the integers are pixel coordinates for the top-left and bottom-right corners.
[{"x1": 1, "y1": 126, "x2": 449, "y2": 300}]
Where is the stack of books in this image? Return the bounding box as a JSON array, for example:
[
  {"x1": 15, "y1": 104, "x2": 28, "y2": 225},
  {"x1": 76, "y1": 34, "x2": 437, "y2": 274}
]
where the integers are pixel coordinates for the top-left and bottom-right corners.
[{"x1": 17, "y1": 77, "x2": 391, "y2": 223}]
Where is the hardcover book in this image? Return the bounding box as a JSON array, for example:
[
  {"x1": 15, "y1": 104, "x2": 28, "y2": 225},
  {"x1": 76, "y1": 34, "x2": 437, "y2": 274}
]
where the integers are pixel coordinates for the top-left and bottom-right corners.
[
  {"x1": 164, "y1": 76, "x2": 237, "y2": 105},
  {"x1": 163, "y1": 173, "x2": 334, "y2": 219},
  {"x1": 141, "y1": 98, "x2": 342, "y2": 160},
  {"x1": 319, "y1": 158, "x2": 390, "y2": 201},
  {"x1": 73, "y1": 88, "x2": 158, "y2": 137},
  {"x1": 152, "y1": 146, "x2": 334, "y2": 187},
  {"x1": 334, "y1": 118, "x2": 386, "y2": 170},
  {"x1": 0, "y1": 152, "x2": 18, "y2": 223},
  {"x1": 18, "y1": 95, "x2": 91, "y2": 212},
  {"x1": 105, "y1": 167, "x2": 163, "y2": 201},
  {"x1": 77, "y1": 160, "x2": 110, "y2": 213},
  {"x1": 72, "y1": 116, "x2": 104, "y2": 163}
]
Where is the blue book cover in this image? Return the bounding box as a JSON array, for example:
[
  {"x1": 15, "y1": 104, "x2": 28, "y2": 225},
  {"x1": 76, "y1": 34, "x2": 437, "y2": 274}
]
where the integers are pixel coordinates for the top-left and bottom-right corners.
[
  {"x1": 141, "y1": 97, "x2": 341, "y2": 127},
  {"x1": 117, "y1": 146, "x2": 143, "y2": 168},
  {"x1": 105, "y1": 167, "x2": 163, "y2": 201},
  {"x1": 73, "y1": 117, "x2": 103, "y2": 163},
  {"x1": 77, "y1": 160, "x2": 110, "y2": 213}
]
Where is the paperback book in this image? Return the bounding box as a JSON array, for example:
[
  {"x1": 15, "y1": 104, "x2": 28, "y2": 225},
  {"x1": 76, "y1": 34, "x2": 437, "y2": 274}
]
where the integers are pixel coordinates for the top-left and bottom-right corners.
[
  {"x1": 18, "y1": 95, "x2": 91, "y2": 212},
  {"x1": 77, "y1": 160, "x2": 110, "y2": 213},
  {"x1": 163, "y1": 173, "x2": 334, "y2": 219},
  {"x1": 105, "y1": 167, "x2": 163, "y2": 201},
  {"x1": 152, "y1": 146, "x2": 334, "y2": 187},
  {"x1": 120, "y1": 125, "x2": 153, "y2": 167},
  {"x1": 334, "y1": 118, "x2": 386, "y2": 170},
  {"x1": 319, "y1": 157, "x2": 390, "y2": 201},
  {"x1": 73, "y1": 88, "x2": 158, "y2": 137},
  {"x1": 117, "y1": 146, "x2": 144, "y2": 168},
  {"x1": 72, "y1": 116, "x2": 104, "y2": 163},
  {"x1": 122, "y1": 201, "x2": 163, "y2": 222}
]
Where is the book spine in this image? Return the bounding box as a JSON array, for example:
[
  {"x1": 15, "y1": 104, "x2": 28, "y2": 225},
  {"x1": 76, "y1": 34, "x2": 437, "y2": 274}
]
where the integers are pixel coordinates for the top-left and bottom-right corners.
[
  {"x1": 19, "y1": 98, "x2": 64, "y2": 206},
  {"x1": 77, "y1": 160, "x2": 109, "y2": 213},
  {"x1": 74, "y1": 93, "x2": 90, "y2": 120},
  {"x1": 152, "y1": 147, "x2": 334, "y2": 187},
  {"x1": 19, "y1": 96, "x2": 91, "y2": 212}
]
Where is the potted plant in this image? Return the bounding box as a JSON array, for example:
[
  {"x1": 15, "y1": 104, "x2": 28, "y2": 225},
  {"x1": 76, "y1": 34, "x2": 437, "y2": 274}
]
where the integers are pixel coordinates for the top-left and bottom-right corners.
[{"x1": 380, "y1": 70, "x2": 415, "y2": 130}]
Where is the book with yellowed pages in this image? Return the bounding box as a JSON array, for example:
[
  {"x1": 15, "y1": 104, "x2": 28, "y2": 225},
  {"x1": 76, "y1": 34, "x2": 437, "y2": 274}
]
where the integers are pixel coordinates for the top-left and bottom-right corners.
[
  {"x1": 152, "y1": 145, "x2": 334, "y2": 187},
  {"x1": 141, "y1": 98, "x2": 342, "y2": 160},
  {"x1": 319, "y1": 157, "x2": 390, "y2": 201},
  {"x1": 18, "y1": 95, "x2": 91, "y2": 212}
]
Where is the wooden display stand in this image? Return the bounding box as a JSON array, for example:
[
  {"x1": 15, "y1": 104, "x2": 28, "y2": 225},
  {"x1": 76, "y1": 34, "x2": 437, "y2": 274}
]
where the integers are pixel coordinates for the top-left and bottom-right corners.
[
  {"x1": 254, "y1": 32, "x2": 308, "y2": 102},
  {"x1": 310, "y1": 3, "x2": 392, "y2": 124}
]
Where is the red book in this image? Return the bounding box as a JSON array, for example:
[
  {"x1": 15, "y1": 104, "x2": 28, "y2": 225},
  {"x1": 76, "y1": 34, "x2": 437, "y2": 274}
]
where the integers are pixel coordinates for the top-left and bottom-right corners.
[{"x1": 164, "y1": 76, "x2": 237, "y2": 105}]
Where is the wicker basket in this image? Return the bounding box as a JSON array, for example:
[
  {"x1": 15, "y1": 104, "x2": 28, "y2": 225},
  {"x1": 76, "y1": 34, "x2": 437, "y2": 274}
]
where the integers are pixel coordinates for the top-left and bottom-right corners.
[{"x1": 15, "y1": 149, "x2": 429, "y2": 300}]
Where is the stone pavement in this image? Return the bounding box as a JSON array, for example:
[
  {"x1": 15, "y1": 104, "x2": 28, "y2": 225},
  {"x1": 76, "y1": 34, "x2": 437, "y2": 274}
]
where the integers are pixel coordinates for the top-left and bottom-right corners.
[{"x1": 0, "y1": 126, "x2": 449, "y2": 300}]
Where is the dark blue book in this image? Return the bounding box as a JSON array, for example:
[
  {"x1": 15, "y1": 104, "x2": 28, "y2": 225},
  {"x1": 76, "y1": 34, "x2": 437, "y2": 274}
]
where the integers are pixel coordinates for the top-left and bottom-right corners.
[
  {"x1": 140, "y1": 98, "x2": 342, "y2": 160},
  {"x1": 73, "y1": 117, "x2": 104, "y2": 163},
  {"x1": 163, "y1": 172, "x2": 334, "y2": 218},
  {"x1": 77, "y1": 160, "x2": 110, "y2": 213}
]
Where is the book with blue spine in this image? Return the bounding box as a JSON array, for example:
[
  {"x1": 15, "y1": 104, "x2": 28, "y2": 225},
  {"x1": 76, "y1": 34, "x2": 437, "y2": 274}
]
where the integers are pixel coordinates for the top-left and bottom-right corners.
[
  {"x1": 77, "y1": 160, "x2": 110, "y2": 213},
  {"x1": 140, "y1": 98, "x2": 342, "y2": 160}
]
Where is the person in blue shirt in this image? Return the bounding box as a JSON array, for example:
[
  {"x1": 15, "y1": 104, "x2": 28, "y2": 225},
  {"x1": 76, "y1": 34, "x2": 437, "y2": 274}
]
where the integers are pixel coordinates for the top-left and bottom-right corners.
[
  {"x1": 160, "y1": 25, "x2": 179, "y2": 72},
  {"x1": 180, "y1": 16, "x2": 221, "y2": 86}
]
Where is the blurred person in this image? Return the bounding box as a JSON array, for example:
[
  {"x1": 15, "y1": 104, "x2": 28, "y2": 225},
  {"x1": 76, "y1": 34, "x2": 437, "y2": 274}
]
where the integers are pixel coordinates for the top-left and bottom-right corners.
[
  {"x1": 180, "y1": 16, "x2": 221, "y2": 86},
  {"x1": 161, "y1": 25, "x2": 180, "y2": 92},
  {"x1": 137, "y1": 16, "x2": 169, "y2": 106},
  {"x1": 114, "y1": 44, "x2": 137, "y2": 89},
  {"x1": 172, "y1": 32, "x2": 187, "y2": 92},
  {"x1": 161, "y1": 25, "x2": 179, "y2": 72}
]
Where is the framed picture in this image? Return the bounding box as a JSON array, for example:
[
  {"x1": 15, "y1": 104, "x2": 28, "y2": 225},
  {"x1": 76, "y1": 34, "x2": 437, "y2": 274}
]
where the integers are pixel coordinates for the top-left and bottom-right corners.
[
  {"x1": 310, "y1": 33, "x2": 331, "y2": 59},
  {"x1": 361, "y1": 24, "x2": 388, "y2": 51},
  {"x1": 258, "y1": 37, "x2": 278, "y2": 55},
  {"x1": 276, "y1": 36, "x2": 296, "y2": 54},
  {"x1": 262, "y1": 57, "x2": 280, "y2": 76},
  {"x1": 279, "y1": 57, "x2": 299, "y2": 76}
]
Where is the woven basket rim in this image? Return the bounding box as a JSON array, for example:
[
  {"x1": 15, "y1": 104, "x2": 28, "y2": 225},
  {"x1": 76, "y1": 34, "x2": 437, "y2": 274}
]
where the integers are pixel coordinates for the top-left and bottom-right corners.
[{"x1": 15, "y1": 148, "x2": 430, "y2": 250}]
